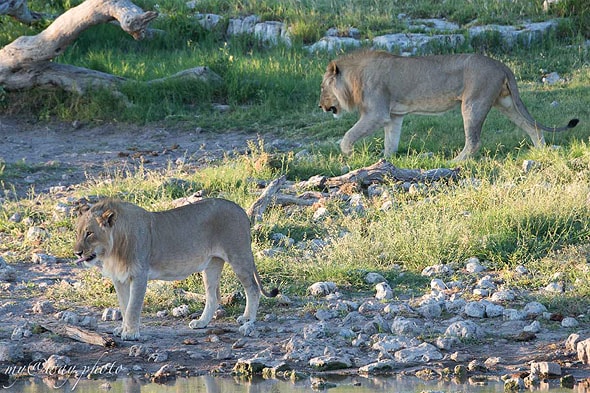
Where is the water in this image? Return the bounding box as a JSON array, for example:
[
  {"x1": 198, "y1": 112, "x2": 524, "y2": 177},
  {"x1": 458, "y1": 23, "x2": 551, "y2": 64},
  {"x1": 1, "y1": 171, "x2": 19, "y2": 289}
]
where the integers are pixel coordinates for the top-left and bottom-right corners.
[{"x1": 4, "y1": 374, "x2": 585, "y2": 393}]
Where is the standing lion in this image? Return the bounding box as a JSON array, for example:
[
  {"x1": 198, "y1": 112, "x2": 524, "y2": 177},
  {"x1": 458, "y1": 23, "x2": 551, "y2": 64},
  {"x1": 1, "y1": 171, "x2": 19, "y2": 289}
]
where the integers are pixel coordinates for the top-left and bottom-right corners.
[
  {"x1": 74, "y1": 198, "x2": 278, "y2": 340},
  {"x1": 319, "y1": 50, "x2": 578, "y2": 160}
]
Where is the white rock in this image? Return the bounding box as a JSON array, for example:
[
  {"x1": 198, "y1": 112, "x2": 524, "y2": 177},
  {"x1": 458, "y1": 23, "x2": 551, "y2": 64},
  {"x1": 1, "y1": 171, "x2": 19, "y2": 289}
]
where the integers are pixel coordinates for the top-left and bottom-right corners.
[
  {"x1": 308, "y1": 282, "x2": 337, "y2": 296},
  {"x1": 365, "y1": 272, "x2": 386, "y2": 284},
  {"x1": 531, "y1": 361, "x2": 562, "y2": 376},
  {"x1": 523, "y1": 301, "x2": 547, "y2": 317},
  {"x1": 435, "y1": 336, "x2": 459, "y2": 350},
  {"x1": 394, "y1": 342, "x2": 443, "y2": 363},
  {"x1": 445, "y1": 320, "x2": 481, "y2": 339},
  {"x1": 503, "y1": 309, "x2": 526, "y2": 321},
  {"x1": 421, "y1": 264, "x2": 452, "y2": 277},
  {"x1": 444, "y1": 292, "x2": 466, "y2": 311},
  {"x1": 44, "y1": 355, "x2": 71, "y2": 372},
  {"x1": 313, "y1": 207, "x2": 328, "y2": 220},
  {"x1": 372, "y1": 33, "x2": 464, "y2": 55},
  {"x1": 26, "y1": 227, "x2": 49, "y2": 242},
  {"x1": 544, "y1": 282, "x2": 563, "y2": 293},
  {"x1": 523, "y1": 320, "x2": 541, "y2": 333},
  {"x1": 226, "y1": 15, "x2": 260, "y2": 35},
  {"x1": 238, "y1": 321, "x2": 258, "y2": 337},
  {"x1": 32, "y1": 300, "x2": 54, "y2": 314},
  {"x1": 484, "y1": 303, "x2": 504, "y2": 318},
  {"x1": 464, "y1": 302, "x2": 486, "y2": 318},
  {"x1": 491, "y1": 290, "x2": 515, "y2": 302},
  {"x1": 254, "y1": 21, "x2": 291, "y2": 46},
  {"x1": 465, "y1": 257, "x2": 485, "y2": 273},
  {"x1": 375, "y1": 282, "x2": 393, "y2": 300},
  {"x1": 391, "y1": 317, "x2": 424, "y2": 336},
  {"x1": 430, "y1": 278, "x2": 446, "y2": 291},
  {"x1": 542, "y1": 72, "x2": 563, "y2": 85},
  {"x1": 372, "y1": 336, "x2": 420, "y2": 353},
  {"x1": 561, "y1": 317, "x2": 579, "y2": 328},
  {"x1": 307, "y1": 36, "x2": 361, "y2": 52},
  {"x1": 515, "y1": 265, "x2": 528, "y2": 274},
  {"x1": 172, "y1": 304, "x2": 190, "y2": 317},
  {"x1": 418, "y1": 303, "x2": 442, "y2": 319},
  {"x1": 477, "y1": 276, "x2": 496, "y2": 290},
  {"x1": 473, "y1": 288, "x2": 489, "y2": 297}
]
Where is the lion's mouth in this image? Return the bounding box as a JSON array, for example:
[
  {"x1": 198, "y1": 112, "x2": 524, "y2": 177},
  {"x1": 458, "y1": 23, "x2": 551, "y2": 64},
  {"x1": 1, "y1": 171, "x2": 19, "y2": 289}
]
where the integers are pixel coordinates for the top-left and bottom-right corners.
[
  {"x1": 329, "y1": 106, "x2": 338, "y2": 115},
  {"x1": 75, "y1": 253, "x2": 96, "y2": 264}
]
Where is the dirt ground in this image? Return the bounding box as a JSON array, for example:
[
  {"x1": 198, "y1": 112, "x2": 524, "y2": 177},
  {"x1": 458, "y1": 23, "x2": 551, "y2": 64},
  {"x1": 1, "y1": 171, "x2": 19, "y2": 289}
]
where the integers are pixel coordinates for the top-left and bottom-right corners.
[{"x1": 0, "y1": 116, "x2": 588, "y2": 386}]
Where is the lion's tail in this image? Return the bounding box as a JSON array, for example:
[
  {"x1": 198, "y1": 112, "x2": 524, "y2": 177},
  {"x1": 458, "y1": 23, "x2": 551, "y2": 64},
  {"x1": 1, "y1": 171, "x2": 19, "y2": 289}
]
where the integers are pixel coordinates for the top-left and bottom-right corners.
[
  {"x1": 254, "y1": 270, "x2": 279, "y2": 298},
  {"x1": 505, "y1": 67, "x2": 579, "y2": 133}
]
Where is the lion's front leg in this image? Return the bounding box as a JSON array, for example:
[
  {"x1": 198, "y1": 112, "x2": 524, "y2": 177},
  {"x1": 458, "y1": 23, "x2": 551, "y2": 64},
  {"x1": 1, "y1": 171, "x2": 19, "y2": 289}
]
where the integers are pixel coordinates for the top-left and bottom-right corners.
[
  {"x1": 114, "y1": 275, "x2": 147, "y2": 340},
  {"x1": 341, "y1": 113, "x2": 389, "y2": 155}
]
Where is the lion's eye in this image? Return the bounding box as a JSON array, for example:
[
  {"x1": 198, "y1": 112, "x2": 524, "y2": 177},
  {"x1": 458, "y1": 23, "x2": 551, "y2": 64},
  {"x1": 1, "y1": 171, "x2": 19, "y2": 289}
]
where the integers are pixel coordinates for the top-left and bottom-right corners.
[{"x1": 85, "y1": 231, "x2": 93, "y2": 239}]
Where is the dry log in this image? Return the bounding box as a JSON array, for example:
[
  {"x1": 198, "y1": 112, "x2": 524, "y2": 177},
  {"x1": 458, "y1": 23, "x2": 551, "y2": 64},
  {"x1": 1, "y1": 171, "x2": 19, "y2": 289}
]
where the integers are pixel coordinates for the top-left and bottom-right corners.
[
  {"x1": 0, "y1": 0, "x2": 158, "y2": 93},
  {"x1": 296, "y1": 159, "x2": 460, "y2": 189},
  {"x1": 247, "y1": 175, "x2": 286, "y2": 223},
  {"x1": 40, "y1": 322, "x2": 116, "y2": 347}
]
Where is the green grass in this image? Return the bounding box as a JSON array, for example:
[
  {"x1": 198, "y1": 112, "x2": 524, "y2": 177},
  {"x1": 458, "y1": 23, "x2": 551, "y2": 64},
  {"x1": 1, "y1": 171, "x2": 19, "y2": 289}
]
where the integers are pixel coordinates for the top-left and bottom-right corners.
[{"x1": 1, "y1": 0, "x2": 590, "y2": 317}]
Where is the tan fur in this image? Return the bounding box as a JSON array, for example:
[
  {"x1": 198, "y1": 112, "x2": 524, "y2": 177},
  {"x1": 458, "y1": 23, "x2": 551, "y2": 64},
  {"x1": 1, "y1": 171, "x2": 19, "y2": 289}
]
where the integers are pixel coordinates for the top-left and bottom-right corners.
[
  {"x1": 74, "y1": 198, "x2": 278, "y2": 341},
  {"x1": 319, "y1": 50, "x2": 578, "y2": 161}
]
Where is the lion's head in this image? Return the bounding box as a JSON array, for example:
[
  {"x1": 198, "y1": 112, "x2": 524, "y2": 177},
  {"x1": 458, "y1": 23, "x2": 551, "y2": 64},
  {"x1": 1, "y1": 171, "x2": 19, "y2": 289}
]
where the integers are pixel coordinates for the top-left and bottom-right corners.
[
  {"x1": 319, "y1": 57, "x2": 363, "y2": 117},
  {"x1": 74, "y1": 202, "x2": 117, "y2": 266}
]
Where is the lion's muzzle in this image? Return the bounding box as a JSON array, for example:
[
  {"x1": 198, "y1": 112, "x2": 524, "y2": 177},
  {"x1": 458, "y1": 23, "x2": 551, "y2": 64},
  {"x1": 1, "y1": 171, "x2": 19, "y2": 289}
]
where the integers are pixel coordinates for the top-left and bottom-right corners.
[{"x1": 74, "y1": 251, "x2": 96, "y2": 264}]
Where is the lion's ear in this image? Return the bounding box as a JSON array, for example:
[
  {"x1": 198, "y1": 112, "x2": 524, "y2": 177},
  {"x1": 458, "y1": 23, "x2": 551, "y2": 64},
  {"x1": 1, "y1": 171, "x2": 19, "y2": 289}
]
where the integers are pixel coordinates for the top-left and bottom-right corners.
[
  {"x1": 96, "y1": 209, "x2": 116, "y2": 228},
  {"x1": 75, "y1": 203, "x2": 90, "y2": 216},
  {"x1": 327, "y1": 61, "x2": 339, "y2": 76}
]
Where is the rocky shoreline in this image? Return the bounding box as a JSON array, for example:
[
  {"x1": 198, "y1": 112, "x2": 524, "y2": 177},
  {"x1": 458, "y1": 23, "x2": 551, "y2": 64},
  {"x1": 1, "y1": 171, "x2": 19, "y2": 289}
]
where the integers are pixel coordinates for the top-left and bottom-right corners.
[{"x1": 1, "y1": 254, "x2": 590, "y2": 391}]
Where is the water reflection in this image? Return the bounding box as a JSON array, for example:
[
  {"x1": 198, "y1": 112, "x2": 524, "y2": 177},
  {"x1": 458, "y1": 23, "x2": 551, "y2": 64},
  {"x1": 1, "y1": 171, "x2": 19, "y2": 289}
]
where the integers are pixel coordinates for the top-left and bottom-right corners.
[{"x1": 5, "y1": 374, "x2": 588, "y2": 393}]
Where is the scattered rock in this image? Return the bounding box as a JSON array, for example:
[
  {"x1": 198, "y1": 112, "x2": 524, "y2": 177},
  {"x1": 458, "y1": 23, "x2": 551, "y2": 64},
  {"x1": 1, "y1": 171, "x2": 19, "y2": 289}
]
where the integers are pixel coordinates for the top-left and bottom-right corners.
[
  {"x1": 32, "y1": 300, "x2": 55, "y2": 314},
  {"x1": 0, "y1": 256, "x2": 16, "y2": 281},
  {"x1": 172, "y1": 304, "x2": 190, "y2": 317},
  {"x1": 365, "y1": 272, "x2": 386, "y2": 284},
  {"x1": 375, "y1": 282, "x2": 393, "y2": 300},
  {"x1": 309, "y1": 354, "x2": 353, "y2": 370},
  {"x1": 308, "y1": 282, "x2": 337, "y2": 296},
  {"x1": 561, "y1": 317, "x2": 579, "y2": 328},
  {"x1": 531, "y1": 361, "x2": 562, "y2": 377}
]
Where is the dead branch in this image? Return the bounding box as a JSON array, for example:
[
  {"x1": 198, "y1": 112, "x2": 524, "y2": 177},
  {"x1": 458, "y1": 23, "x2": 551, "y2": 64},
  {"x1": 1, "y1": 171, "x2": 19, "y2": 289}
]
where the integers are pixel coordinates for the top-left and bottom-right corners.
[
  {"x1": 247, "y1": 159, "x2": 460, "y2": 215},
  {"x1": 247, "y1": 175, "x2": 286, "y2": 223},
  {"x1": 0, "y1": 0, "x2": 161, "y2": 94},
  {"x1": 40, "y1": 321, "x2": 116, "y2": 347},
  {"x1": 296, "y1": 159, "x2": 460, "y2": 189}
]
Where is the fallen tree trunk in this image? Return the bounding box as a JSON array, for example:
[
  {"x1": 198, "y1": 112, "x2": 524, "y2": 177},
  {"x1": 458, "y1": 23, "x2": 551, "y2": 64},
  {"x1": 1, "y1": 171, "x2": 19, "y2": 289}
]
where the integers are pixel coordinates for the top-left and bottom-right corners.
[
  {"x1": 40, "y1": 321, "x2": 116, "y2": 347},
  {"x1": 247, "y1": 159, "x2": 460, "y2": 218},
  {"x1": 296, "y1": 159, "x2": 460, "y2": 189},
  {"x1": 0, "y1": 0, "x2": 158, "y2": 93}
]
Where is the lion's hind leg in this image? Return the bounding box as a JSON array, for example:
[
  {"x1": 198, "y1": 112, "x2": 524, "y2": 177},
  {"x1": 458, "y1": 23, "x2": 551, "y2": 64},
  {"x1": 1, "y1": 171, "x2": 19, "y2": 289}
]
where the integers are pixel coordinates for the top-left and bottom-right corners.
[
  {"x1": 230, "y1": 255, "x2": 261, "y2": 326},
  {"x1": 189, "y1": 257, "x2": 223, "y2": 329}
]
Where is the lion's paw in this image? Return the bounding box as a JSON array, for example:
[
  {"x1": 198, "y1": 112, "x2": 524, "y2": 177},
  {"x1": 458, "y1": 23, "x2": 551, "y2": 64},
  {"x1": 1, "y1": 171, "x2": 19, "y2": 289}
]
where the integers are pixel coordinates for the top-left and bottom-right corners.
[
  {"x1": 114, "y1": 326, "x2": 140, "y2": 341},
  {"x1": 189, "y1": 319, "x2": 208, "y2": 329}
]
